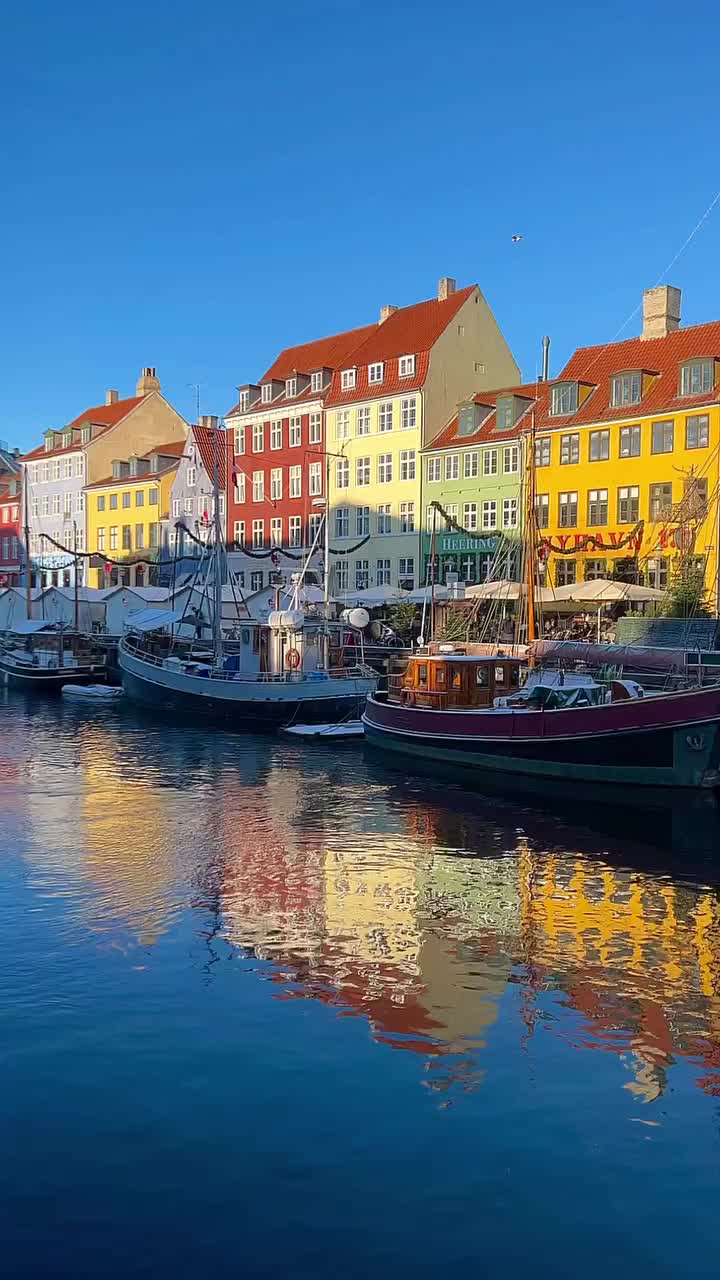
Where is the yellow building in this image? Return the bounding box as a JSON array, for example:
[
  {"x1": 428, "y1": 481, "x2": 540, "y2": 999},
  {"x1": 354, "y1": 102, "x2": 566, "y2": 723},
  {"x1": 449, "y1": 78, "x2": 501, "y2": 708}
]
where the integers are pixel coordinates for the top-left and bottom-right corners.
[
  {"x1": 84, "y1": 441, "x2": 184, "y2": 587},
  {"x1": 326, "y1": 279, "x2": 519, "y2": 594},
  {"x1": 533, "y1": 287, "x2": 720, "y2": 601}
]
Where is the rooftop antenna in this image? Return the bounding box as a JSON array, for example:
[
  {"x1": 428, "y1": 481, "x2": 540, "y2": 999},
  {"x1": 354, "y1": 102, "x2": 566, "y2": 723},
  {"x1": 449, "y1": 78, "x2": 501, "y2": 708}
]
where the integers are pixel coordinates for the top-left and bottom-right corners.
[{"x1": 188, "y1": 383, "x2": 201, "y2": 423}]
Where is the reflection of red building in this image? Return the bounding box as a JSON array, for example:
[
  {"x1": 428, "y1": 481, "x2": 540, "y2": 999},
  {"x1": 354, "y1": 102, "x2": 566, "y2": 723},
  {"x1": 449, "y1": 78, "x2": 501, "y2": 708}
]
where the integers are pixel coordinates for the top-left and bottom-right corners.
[{"x1": 0, "y1": 456, "x2": 22, "y2": 585}]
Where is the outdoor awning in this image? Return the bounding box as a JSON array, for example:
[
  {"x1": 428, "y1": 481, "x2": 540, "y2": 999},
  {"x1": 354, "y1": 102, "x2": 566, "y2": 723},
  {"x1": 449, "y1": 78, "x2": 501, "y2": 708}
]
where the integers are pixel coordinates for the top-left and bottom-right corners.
[
  {"x1": 124, "y1": 608, "x2": 184, "y2": 632},
  {"x1": 551, "y1": 578, "x2": 666, "y2": 604},
  {"x1": 8, "y1": 620, "x2": 58, "y2": 635}
]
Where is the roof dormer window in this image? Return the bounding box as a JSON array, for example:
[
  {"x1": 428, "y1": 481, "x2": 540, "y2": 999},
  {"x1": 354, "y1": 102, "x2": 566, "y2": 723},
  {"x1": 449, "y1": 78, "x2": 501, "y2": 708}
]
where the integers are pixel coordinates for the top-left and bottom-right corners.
[
  {"x1": 239, "y1": 390, "x2": 250, "y2": 412},
  {"x1": 44, "y1": 433, "x2": 54, "y2": 452},
  {"x1": 368, "y1": 362, "x2": 384, "y2": 384},
  {"x1": 261, "y1": 384, "x2": 272, "y2": 404},
  {"x1": 63, "y1": 431, "x2": 72, "y2": 448},
  {"x1": 81, "y1": 426, "x2": 91, "y2": 445},
  {"x1": 399, "y1": 354, "x2": 416, "y2": 378},
  {"x1": 310, "y1": 371, "x2": 323, "y2": 394},
  {"x1": 550, "y1": 382, "x2": 578, "y2": 417},
  {"x1": 285, "y1": 377, "x2": 297, "y2": 399},
  {"x1": 611, "y1": 371, "x2": 642, "y2": 407},
  {"x1": 341, "y1": 368, "x2": 356, "y2": 390},
  {"x1": 680, "y1": 358, "x2": 715, "y2": 397}
]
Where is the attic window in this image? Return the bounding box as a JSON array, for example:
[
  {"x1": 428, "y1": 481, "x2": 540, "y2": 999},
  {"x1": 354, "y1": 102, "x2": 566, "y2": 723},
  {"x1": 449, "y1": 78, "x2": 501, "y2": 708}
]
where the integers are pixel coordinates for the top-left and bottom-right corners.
[
  {"x1": 341, "y1": 368, "x2": 356, "y2": 390},
  {"x1": 399, "y1": 354, "x2": 416, "y2": 378},
  {"x1": 611, "y1": 371, "x2": 642, "y2": 407},
  {"x1": 680, "y1": 359, "x2": 714, "y2": 397},
  {"x1": 261, "y1": 384, "x2": 272, "y2": 404},
  {"x1": 44, "y1": 435, "x2": 54, "y2": 452},
  {"x1": 550, "y1": 383, "x2": 578, "y2": 416},
  {"x1": 496, "y1": 397, "x2": 515, "y2": 430},
  {"x1": 285, "y1": 377, "x2": 297, "y2": 399},
  {"x1": 310, "y1": 371, "x2": 323, "y2": 393},
  {"x1": 81, "y1": 426, "x2": 91, "y2": 444},
  {"x1": 458, "y1": 404, "x2": 480, "y2": 436},
  {"x1": 63, "y1": 432, "x2": 72, "y2": 448},
  {"x1": 239, "y1": 390, "x2": 250, "y2": 411},
  {"x1": 368, "y1": 362, "x2": 384, "y2": 384}
]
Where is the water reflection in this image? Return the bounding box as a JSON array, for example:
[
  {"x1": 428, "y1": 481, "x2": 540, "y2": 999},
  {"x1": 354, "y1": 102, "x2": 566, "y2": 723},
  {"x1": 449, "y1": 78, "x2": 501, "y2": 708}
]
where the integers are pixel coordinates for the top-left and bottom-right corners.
[{"x1": 3, "y1": 689, "x2": 720, "y2": 1108}]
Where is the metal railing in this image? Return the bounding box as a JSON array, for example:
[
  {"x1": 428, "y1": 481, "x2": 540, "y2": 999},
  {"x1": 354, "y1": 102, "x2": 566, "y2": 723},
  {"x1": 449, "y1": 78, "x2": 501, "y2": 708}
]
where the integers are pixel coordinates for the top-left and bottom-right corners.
[{"x1": 120, "y1": 636, "x2": 374, "y2": 684}]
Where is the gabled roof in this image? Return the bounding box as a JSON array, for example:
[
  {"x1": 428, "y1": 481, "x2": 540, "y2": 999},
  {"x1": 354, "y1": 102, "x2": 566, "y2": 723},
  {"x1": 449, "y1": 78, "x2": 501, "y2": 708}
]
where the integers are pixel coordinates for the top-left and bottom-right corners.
[
  {"x1": 190, "y1": 423, "x2": 227, "y2": 488},
  {"x1": 21, "y1": 395, "x2": 144, "y2": 462},
  {"x1": 426, "y1": 382, "x2": 544, "y2": 451},
  {"x1": 552, "y1": 320, "x2": 720, "y2": 426},
  {"x1": 225, "y1": 322, "x2": 378, "y2": 417},
  {"x1": 325, "y1": 286, "x2": 476, "y2": 407},
  {"x1": 84, "y1": 441, "x2": 184, "y2": 490}
]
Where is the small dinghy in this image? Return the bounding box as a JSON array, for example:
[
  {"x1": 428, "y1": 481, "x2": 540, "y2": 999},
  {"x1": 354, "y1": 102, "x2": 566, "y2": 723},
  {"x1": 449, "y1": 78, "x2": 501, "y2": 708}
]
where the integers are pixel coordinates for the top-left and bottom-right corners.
[
  {"x1": 282, "y1": 720, "x2": 364, "y2": 739},
  {"x1": 61, "y1": 684, "x2": 123, "y2": 702}
]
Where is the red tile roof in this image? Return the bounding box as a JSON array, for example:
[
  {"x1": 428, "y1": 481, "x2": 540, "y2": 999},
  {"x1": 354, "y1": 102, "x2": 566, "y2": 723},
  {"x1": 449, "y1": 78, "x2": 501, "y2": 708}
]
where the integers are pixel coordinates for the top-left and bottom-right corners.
[
  {"x1": 426, "y1": 382, "x2": 544, "y2": 451},
  {"x1": 83, "y1": 442, "x2": 184, "y2": 489},
  {"x1": 20, "y1": 396, "x2": 144, "y2": 462},
  {"x1": 325, "y1": 286, "x2": 475, "y2": 407},
  {"x1": 225, "y1": 322, "x2": 378, "y2": 417},
  {"x1": 190, "y1": 423, "x2": 227, "y2": 488}
]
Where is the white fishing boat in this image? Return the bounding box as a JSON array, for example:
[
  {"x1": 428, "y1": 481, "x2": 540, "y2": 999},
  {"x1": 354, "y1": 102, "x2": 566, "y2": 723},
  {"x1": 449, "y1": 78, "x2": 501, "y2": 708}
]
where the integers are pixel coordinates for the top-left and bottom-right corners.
[
  {"x1": 61, "y1": 683, "x2": 123, "y2": 702},
  {"x1": 0, "y1": 621, "x2": 107, "y2": 691}
]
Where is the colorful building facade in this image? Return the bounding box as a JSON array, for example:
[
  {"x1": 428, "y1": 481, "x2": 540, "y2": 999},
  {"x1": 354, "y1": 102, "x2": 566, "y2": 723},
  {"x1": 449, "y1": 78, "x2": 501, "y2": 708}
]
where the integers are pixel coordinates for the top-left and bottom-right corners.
[
  {"x1": 0, "y1": 444, "x2": 22, "y2": 586},
  {"x1": 162, "y1": 417, "x2": 226, "y2": 583},
  {"x1": 84, "y1": 441, "x2": 184, "y2": 587}
]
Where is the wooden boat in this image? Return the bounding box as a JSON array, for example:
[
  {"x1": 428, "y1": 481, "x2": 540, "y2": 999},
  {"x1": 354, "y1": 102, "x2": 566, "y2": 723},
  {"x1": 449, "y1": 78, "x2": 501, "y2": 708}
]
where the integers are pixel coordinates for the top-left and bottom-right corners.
[
  {"x1": 0, "y1": 622, "x2": 107, "y2": 691},
  {"x1": 362, "y1": 647, "x2": 720, "y2": 789}
]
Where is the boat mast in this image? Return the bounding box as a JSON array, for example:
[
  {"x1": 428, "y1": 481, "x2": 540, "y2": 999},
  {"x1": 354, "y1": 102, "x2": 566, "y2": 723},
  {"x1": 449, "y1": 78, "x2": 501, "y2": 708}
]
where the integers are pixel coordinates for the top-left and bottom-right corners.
[
  {"x1": 524, "y1": 412, "x2": 537, "y2": 646},
  {"x1": 322, "y1": 449, "x2": 330, "y2": 668},
  {"x1": 23, "y1": 465, "x2": 31, "y2": 620},
  {"x1": 429, "y1": 503, "x2": 438, "y2": 643},
  {"x1": 73, "y1": 520, "x2": 79, "y2": 632},
  {"x1": 212, "y1": 421, "x2": 223, "y2": 669}
]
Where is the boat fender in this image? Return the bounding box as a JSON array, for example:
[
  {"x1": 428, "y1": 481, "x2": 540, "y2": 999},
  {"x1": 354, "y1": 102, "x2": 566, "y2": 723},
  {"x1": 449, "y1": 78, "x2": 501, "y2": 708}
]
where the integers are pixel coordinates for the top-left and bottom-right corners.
[{"x1": 286, "y1": 648, "x2": 301, "y2": 670}]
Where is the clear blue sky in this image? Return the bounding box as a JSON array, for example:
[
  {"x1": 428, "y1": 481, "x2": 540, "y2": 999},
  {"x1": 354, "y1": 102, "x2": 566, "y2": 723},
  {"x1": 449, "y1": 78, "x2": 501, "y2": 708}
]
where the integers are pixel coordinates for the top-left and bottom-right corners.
[{"x1": 2, "y1": 0, "x2": 720, "y2": 449}]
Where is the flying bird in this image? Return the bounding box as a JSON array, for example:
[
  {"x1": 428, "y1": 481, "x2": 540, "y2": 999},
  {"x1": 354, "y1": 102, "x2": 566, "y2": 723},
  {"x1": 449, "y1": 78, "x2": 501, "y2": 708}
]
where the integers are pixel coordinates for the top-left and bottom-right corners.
[{"x1": 511, "y1": 234, "x2": 524, "y2": 243}]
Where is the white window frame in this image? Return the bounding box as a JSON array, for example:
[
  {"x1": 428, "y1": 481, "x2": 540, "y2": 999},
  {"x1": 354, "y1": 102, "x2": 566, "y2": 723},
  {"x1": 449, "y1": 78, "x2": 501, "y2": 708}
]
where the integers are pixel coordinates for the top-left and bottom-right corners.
[
  {"x1": 289, "y1": 417, "x2": 302, "y2": 448},
  {"x1": 341, "y1": 368, "x2": 356, "y2": 390},
  {"x1": 427, "y1": 457, "x2": 441, "y2": 483},
  {"x1": 356, "y1": 406, "x2": 371, "y2": 436},
  {"x1": 401, "y1": 397, "x2": 417, "y2": 430},
  {"x1": 270, "y1": 420, "x2": 282, "y2": 450},
  {"x1": 309, "y1": 462, "x2": 322, "y2": 496},
  {"x1": 289, "y1": 465, "x2": 302, "y2": 498},
  {"x1": 379, "y1": 403, "x2": 393, "y2": 433},
  {"x1": 463, "y1": 502, "x2": 478, "y2": 531},
  {"x1": 261, "y1": 384, "x2": 272, "y2": 404},
  {"x1": 399, "y1": 501, "x2": 415, "y2": 534},
  {"x1": 252, "y1": 423, "x2": 264, "y2": 452},
  {"x1": 336, "y1": 410, "x2": 351, "y2": 440},
  {"x1": 481, "y1": 500, "x2": 497, "y2": 531},
  {"x1": 378, "y1": 454, "x2": 393, "y2": 484},
  {"x1": 270, "y1": 468, "x2": 282, "y2": 501},
  {"x1": 445, "y1": 454, "x2": 459, "y2": 481},
  {"x1": 377, "y1": 504, "x2": 392, "y2": 535},
  {"x1": 400, "y1": 449, "x2": 416, "y2": 481},
  {"x1": 285, "y1": 377, "x2": 297, "y2": 399},
  {"x1": 464, "y1": 451, "x2": 478, "y2": 479},
  {"x1": 368, "y1": 362, "x2": 384, "y2": 384},
  {"x1": 335, "y1": 507, "x2": 349, "y2": 538},
  {"x1": 502, "y1": 497, "x2": 518, "y2": 529},
  {"x1": 356, "y1": 456, "x2": 371, "y2": 486},
  {"x1": 252, "y1": 471, "x2": 264, "y2": 503},
  {"x1": 398, "y1": 354, "x2": 416, "y2": 378},
  {"x1": 234, "y1": 426, "x2": 246, "y2": 455},
  {"x1": 309, "y1": 413, "x2": 322, "y2": 445},
  {"x1": 289, "y1": 515, "x2": 302, "y2": 547},
  {"x1": 335, "y1": 459, "x2": 349, "y2": 490},
  {"x1": 310, "y1": 371, "x2": 323, "y2": 394},
  {"x1": 252, "y1": 519, "x2": 265, "y2": 548}
]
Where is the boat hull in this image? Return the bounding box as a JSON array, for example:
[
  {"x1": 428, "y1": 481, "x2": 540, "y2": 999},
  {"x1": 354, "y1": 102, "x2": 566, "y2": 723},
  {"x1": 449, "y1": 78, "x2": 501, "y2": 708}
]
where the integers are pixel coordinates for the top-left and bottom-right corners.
[
  {"x1": 362, "y1": 688, "x2": 720, "y2": 788},
  {"x1": 119, "y1": 644, "x2": 375, "y2": 729},
  {"x1": 0, "y1": 658, "x2": 106, "y2": 691}
]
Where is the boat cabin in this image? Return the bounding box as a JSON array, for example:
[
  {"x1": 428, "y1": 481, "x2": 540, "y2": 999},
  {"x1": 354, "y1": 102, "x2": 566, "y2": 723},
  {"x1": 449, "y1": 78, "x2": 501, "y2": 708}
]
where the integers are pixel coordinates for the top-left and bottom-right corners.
[{"x1": 389, "y1": 653, "x2": 523, "y2": 710}]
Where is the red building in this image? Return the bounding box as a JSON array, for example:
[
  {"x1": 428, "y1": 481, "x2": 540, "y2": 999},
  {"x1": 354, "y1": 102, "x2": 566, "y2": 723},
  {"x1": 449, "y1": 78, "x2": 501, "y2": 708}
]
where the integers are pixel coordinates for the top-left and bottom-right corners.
[
  {"x1": 0, "y1": 447, "x2": 22, "y2": 586},
  {"x1": 225, "y1": 322, "x2": 375, "y2": 592}
]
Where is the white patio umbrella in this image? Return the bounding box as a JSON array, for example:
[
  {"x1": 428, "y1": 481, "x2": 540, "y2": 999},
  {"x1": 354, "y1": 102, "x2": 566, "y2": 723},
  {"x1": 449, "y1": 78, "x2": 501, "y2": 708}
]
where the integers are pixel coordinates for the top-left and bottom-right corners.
[
  {"x1": 465, "y1": 579, "x2": 560, "y2": 605},
  {"x1": 331, "y1": 585, "x2": 410, "y2": 608},
  {"x1": 404, "y1": 585, "x2": 451, "y2": 604},
  {"x1": 551, "y1": 578, "x2": 665, "y2": 604}
]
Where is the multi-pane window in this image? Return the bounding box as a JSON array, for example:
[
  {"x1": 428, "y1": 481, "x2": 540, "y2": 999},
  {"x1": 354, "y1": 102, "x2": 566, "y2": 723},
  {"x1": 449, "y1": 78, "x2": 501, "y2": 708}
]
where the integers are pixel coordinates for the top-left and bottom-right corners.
[
  {"x1": 134, "y1": 491, "x2": 144, "y2": 508},
  {"x1": 233, "y1": 521, "x2": 245, "y2": 547},
  {"x1": 649, "y1": 483, "x2": 672, "y2": 520},
  {"x1": 184, "y1": 497, "x2": 194, "y2": 515},
  {"x1": 589, "y1": 429, "x2": 610, "y2": 461},
  {"x1": 377, "y1": 505, "x2": 392, "y2": 534},
  {"x1": 289, "y1": 418, "x2": 302, "y2": 447},
  {"x1": 481, "y1": 500, "x2": 497, "y2": 530},
  {"x1": 356, "y1": 506, "x2": 370, "y2": 536},
  {"x1": 309, "y1": 412, "x2": 322, "y2": 444},
  {"x1": 464, "y1": 451, "x2": 479, "y2": 479},
  {"x1": 52, "y1": 460, "x2": 61, "y2": 481},
  {"x1": 398, "y1": 557, "x2": 414, "y2": 587},
  {"x1": 686, "y1": 414, "x2": 709, "y2": 449},
  {"x1": 555, "y1": 559, "x2": 576, "y2": 587},
  {"x1": 427, "y1": 457, "x2": 442, "y2": 482},
  {"x1": 270, "y1": 420, "x2": 282, "y2": 450},
  {"x1": 63, "y1": 492, "x2": 72, "y2": 516},
  {"x1": 535, "y1": 494, "x2": 549, "y2": 528},
  {"x1": 234, "y1": 426, "x2": 245, "y2": 455},
  {"x1": 398, "y1": 354, "x2": 416, "y2": 377},
  {"x1": 252, "y1": 471, "x2": 264, "y2": 502},
  {"x1": 122, "y1": 492, "x2": 132, "y2": 509},
  {"x1": 52, "y1": 494, "x2": 61, "y2": 515},
  {"x1": 651, "y1": 420, "x2": 674, "y2": 453},
  {"x1": 483, "y1": 449, "x2": 498, "y2": 476},
  {"x1": 98, "y1": 495, "x2": 107, "y2": 511},
  {"x1": 611, "y1": 371, "x2": 642, "y2": 407},
  {"x1": 584, "y1": 559, "x2": 607, "y2": 581},
  {"x1": 289, "y1": 515, "x2": 302, "y2": 546},
  {"x1": 270, "y1": 468, "x2": 282, "y2": 501},
  {"x1": 261, "y1": 384, "x2": 272, "y2": 404},
  {"x1": 135, "y1": 525, "x2": 145, "y2": 550},
  {"x1": 463, "y1": 502, "x2": 478, "y2": 531},
  {"x1": 335, "y1": 459, "x2": 349, "y2": 490},
  {"x1": 308, "y1": 512, "x2": 323, "y2": 542},
  {"x1": 503, "y1": 445, "x2": 519, "y2": 473},
  {"x1": 253, "y1": 424, "x2": 264, "y2": 452},
  {"x1": 252, "y1": 519, "x2": 265, "y2": 548},
  {"x1": 250, "y1": 570, "x2": 263, "y2": 592},
  {"x1": 97, "y1": 528, "x2": 106, "y2": 552},
  {"x1": 335, "y1": 558, "x2": 348, "y2": 592},
  {"x1": 379, "y1": 403, "x2": 393, "y2": 433},
  {"x1": 535, "y1": 437, "x2": 551, "y2": 467},
  {"x1": 368, "y1": 362, "x2": 384, "y2": 384},
  {"x1": 76, "y1": 455, "x2": 85, "y2": 478},
  {"x1": 551, "y1": 383, "x2": 578, "y2": 416},
  {"x1": 310, "y1": 371, "x2": 323, "y2": 394},
  {"x1": 235, "y1": 473, "x2": 246, "y2": 503},
  {"x1": 109, "y1": 526, "x2": 118, "y2": 550},
  {"x1": 378, "y1": 454, "x2": 393, "y2": 483},
  {"x1": 445, "y1": 454, "x2": 459, "y2": 481},
  {"x1": 63, "y1": 458, "x2": 72, "y2": 479},
  {"x1": 680, "y1": 359, "x2": 714, "y2": 397},
  {"x1": 442, "y1": 504, "x2": 458, "y2": 531},
  {"x1": 502, "y1": 498, "x2": 519, "y2": 528},
  {"x1": 587, "y1": 488, "x2": 608, "y2": 525},
  {"x1": 397, "y1": 502, "x2": 412, "y2": 534},
  {"x1": 647, "y1": 558, "x2": 669, "y2": 590},
  {"x1": 308, "y1": 462, "x2": 322, "y2": 496},
  {"x1": 171, "y1": 499, "x2": 180, "y2": 518},
  {"x1": 356, "y1": 406, "x2": 370, "y2": 435},
  {"x1": 289, "y1": 465, "x2": 302, "y2": 497},
  {"x1": 617, "y1": 485, "x2": 640, "y2": 523},
  {"x1": 376, "y1": 559, "x2": 391, "y2": 585},
  {"x1": 559, "y1": 491, "x2": 578, "y2": 527},
  {"x1": 336, "y1": 410, "x2": 351, "y2": 439},
  {"x1": 335, "y1": 507, "x2": 349, "y2": 538},
  {"x1": 400, "y1": 450, "x2": 416, "y2": 480},
  {"x1": 285, "y1": 378, "x2": 297, "y2": 400},
  {"x1": 41, "y1": 496, "x2": 49, "y2": 516},
  {"x1": 341, "y1": 368, "x2": 356, "y2": 390},
  {"x1": 401, "y1": 397, "x2": 417, "y2": 430},
  {"x1": 355, "y1": 560, "x2": 369, "y2": 590},
  {"x1": 619, "y1": 425, "x2": 641, "y2": 457},
  {"x1": 356, "y1": 456, "x2": 371, "y2": 486},
  {"x1": 560, "y1": 433, "x2": 580, "y2": 465}
]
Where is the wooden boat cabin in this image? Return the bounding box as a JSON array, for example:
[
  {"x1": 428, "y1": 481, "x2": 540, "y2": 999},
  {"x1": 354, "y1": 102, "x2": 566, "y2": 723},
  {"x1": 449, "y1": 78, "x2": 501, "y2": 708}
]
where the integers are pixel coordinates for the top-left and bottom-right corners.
[{"x1": 389, "y1": 650, "x2": 523, "y2": 710}]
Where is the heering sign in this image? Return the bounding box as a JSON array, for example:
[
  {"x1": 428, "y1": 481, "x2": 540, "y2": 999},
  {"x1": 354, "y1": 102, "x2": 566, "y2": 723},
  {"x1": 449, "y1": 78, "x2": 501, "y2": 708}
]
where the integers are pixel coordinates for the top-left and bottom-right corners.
[{"x1": 439, "y1": 535, "x2": 498, "y2": 553}]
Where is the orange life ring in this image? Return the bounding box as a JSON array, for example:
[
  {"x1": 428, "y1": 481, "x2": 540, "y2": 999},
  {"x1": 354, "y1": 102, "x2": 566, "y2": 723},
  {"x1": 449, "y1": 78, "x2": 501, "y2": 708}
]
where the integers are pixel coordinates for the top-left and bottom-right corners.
[{"x1": 285, "y1": 648, "x2": 301, "y2": 670}]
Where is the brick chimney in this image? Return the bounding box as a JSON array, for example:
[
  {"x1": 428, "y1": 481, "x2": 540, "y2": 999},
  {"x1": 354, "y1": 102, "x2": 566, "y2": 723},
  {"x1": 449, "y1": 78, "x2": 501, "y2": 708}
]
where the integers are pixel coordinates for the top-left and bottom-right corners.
[
  {"x1": 105, "y1": 389, "x2": 119, "y2": 405},
  {"x1": 438, "y1": 277, "x2": 456, "y2": 301},
  {"x1": 379, "y1": 305, "x2": 399, "y2": 324},
  {"x1": 136, "y1": 366, "x2": 161, "y2": 396},
  {"x1": 641, "y1": 286, "x2": 681, "y2": 341},
  {"x1": 198, "y1": 415, "x2": 219, "y2": 430}
]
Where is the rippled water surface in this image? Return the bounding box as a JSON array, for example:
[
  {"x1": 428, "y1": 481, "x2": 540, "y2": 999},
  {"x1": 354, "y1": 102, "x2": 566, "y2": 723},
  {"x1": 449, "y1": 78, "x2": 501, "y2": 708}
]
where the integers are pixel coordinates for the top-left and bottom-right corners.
[{"x1": 2, "y1": 691, "x2": 720, "y2": 1278}]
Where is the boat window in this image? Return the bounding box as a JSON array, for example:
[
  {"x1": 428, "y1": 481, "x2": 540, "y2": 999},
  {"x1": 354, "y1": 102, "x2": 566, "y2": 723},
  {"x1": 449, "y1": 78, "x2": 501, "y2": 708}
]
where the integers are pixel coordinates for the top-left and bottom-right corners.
[
  {"x1": 495, "y1": 666, "x2": 506, "y2": 683},
  {"x1": 451, "y1": 668, "x2": 462, "y2": 690},
  {"x1": 476, "y1": 666, "x2": 489, "y2": 687},
  {"x1": 417, "y1": 664, "x2": 428, "y2": 686},
  {"x1": 435, "y1": 665, "x2": 446, "y2": 685}
]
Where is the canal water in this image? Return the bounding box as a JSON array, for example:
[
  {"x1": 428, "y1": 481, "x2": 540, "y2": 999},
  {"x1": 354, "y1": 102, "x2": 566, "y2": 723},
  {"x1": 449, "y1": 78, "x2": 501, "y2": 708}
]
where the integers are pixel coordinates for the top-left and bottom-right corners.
[{"x1": 1, "y1": 692, "x2": 720, "y2": 1278}]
